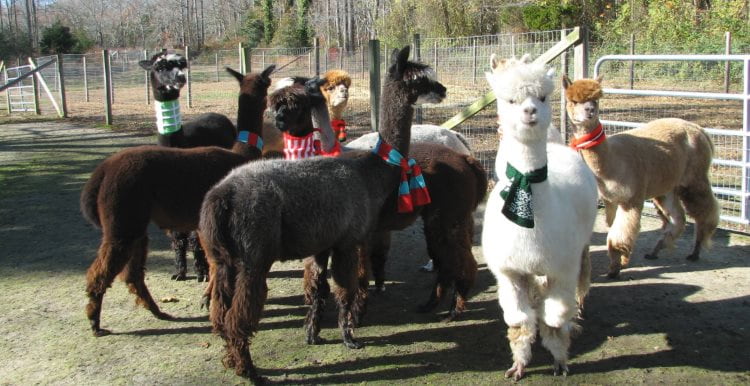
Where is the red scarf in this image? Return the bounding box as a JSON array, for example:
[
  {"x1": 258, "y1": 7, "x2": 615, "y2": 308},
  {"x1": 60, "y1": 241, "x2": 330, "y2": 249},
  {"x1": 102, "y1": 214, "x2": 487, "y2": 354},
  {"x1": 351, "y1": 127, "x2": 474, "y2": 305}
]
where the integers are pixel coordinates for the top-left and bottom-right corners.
[
  {"x1": 283, "y1": 129, "x2": 341, "y2": 160},
  {"x1": 570, "y1": 123, "x2": 606, "y2": 150},
  {"x1": 331, "y1": 119, "x2": 347, "y2": 142},
  {"x1": 372, "y1": 137, "x2": 431, "y2": 213}
]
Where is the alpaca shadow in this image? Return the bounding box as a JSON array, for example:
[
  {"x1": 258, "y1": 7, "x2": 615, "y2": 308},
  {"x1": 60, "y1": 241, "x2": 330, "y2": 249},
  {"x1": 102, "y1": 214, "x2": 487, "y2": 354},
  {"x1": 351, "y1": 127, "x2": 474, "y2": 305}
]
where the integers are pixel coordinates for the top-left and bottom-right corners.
[
  {"x1": 117, "y1": 325, "x2": 212, "y2": 337},
  {"x1": 259, "y1": 320, "x2": 507, "y2": 384},
  {"x1": 588, "y1": 223, "x2": 748, "y2": 281},
  {"x1": 573, "y1": 281, "x2": 750, "y2": 373}
]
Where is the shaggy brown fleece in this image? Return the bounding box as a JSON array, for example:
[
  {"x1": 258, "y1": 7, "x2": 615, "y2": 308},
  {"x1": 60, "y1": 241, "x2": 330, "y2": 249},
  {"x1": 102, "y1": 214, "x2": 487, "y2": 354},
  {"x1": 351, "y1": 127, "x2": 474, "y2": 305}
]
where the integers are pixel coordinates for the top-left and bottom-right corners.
[{"x1": 322, "y1": 69, "x2": 352, "y2": 88}]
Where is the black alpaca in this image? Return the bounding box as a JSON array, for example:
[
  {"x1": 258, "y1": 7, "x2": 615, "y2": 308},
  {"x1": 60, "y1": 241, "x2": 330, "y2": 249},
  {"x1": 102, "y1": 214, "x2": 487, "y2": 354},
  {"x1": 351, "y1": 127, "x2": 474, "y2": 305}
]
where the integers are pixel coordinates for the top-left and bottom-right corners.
[
  {"x1": 198, "y1": 46, "x2": 446, "y2": 381},
  {"x1": 268, "y1": 78, "x2": 487, "y2": 323},
  {"x1": 81, "y1": 66, "x2": 274, "y2": 337},
  {"x1": 139, "y1": 51, "x2": 239, "y2": 281}
]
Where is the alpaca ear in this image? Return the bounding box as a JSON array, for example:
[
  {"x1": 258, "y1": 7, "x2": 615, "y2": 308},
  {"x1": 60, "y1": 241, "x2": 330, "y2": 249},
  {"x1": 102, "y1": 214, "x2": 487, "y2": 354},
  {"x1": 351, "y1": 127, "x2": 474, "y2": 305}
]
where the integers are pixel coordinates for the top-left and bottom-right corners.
[
  {"x1": 595, "y1": 74, "x2": 604, "y2": 84},
  {"x1": 562, "y1": 74, "x2": 572, "y2": 90},
  {"x1": 261, "y1": 65, "x2": 276, "y2": 80},
  {"x1": 393, "y1": 45, "x2": 411, "y2": 77},
  {"x1": 489, "y1": 54, "x2": 501, "y2": 71},
  {"x1": 225, "y1": 67, "x2": 244, "y2": 83},
  {"x1": 138, "y1": 60, "x2": 153, "y2": 71}
]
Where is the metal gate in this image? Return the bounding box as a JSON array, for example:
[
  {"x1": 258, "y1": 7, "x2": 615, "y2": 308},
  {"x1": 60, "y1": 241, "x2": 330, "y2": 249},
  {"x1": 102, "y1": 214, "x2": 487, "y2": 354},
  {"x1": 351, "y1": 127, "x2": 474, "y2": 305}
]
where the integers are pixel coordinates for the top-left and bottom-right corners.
[
  {"x1": 4, "y1": 65, "x2": 37, "y2": 113},
  {"x1": 594, "y1": 54, "x2": 750, "y2": 228}
]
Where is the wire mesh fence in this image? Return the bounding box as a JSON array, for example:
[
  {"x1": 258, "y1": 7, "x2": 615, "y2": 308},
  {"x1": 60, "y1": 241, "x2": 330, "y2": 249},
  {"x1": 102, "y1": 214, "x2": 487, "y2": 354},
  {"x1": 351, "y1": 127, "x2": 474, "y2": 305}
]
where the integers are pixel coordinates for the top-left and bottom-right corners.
[{"x1": 1, "y1": 29, "x2": 747, "y2": 232}]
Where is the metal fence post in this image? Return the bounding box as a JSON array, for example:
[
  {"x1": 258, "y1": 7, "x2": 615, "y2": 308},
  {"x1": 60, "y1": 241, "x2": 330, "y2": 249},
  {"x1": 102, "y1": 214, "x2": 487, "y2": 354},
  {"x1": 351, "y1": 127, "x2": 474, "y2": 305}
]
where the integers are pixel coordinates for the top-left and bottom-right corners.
[
  {"x1": 743, "y1": 57, "x2": 750, "y2": 223},
  {"x1": 413, "y1": 33, "x2": 422, "y2": 124},
  {"x1": 103, "y1": 49, "x2": 112, "y2": 125},
  {"x1": 215, "y1": 52, "x2": 219, "y2": 82},
  {"x1": 314, "y1": 37, "x2": 321, "y2": 76},
  {"x1": 472, "y1": 37, "x2": 478, "y2": 84},
  {"x1": 83, "y1": 56, "x2": 89, "y2": 102},
  {"x1": 369, "y1": 39, "x2": 381, "y2": 133},
  {"x1": 560, "y1": 30, "x2": 568, "y2": 140},
  {"x1": 238, "y1": 43, "x2": 245, "y2": 74},
  {"x1": 725, "y1": 31, "x2": 732, "y2": 93},
  {"x1": 338, "y1": 46, "x2": 344, "y2": 69},
  {"x1": 56, "y1": 54, "x2": 68, "y2": 118},
  {"x1": 144, "y1": 50, "x2": 150, "y2": 104},
  {"x1": 629, "y1": 34, "x2": 635, "y2": 89},
  {"x1": 29, "y1": 58, "x2": 40, "y2": 115},
  {"x1": 185, "y1": 45, "x2": 192, "y2": 108}
]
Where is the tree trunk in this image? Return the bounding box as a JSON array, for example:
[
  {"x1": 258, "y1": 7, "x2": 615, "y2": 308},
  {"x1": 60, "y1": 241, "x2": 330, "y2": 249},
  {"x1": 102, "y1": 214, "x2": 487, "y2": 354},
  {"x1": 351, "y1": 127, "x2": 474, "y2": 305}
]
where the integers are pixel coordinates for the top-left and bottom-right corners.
[{"x1": 24, "y1": 0, "x2": 33, "y2": 50}]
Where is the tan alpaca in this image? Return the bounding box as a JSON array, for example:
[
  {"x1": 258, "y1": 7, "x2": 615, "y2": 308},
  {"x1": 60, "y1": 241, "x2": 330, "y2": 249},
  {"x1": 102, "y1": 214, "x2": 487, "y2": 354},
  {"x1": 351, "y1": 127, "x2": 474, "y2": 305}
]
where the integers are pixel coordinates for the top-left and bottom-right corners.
[{"x1": 562, "y1": 75, "x2": 720, "y2": 278}]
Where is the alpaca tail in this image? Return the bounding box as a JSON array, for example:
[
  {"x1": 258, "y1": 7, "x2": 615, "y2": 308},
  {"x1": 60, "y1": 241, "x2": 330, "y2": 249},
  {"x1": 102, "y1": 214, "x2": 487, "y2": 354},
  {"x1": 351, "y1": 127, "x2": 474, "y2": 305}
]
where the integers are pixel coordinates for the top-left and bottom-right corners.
[
  {"x1": 198, "y1": 184, "x2": 238, "y2": 266},
  {"x1": 80, "y1": 164, "x2": 106, "y2": 228},
  {"x1": 465, "y1": 155, "x2": 489, "y2": 209}
]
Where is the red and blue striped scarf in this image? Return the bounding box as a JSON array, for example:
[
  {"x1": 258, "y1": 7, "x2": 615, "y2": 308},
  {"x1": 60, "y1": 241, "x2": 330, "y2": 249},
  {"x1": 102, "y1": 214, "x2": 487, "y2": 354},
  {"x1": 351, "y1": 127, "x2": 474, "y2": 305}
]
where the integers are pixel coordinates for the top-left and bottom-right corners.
[{"x1": 372, "y1": 137, "x2": 431, "y2": 213}]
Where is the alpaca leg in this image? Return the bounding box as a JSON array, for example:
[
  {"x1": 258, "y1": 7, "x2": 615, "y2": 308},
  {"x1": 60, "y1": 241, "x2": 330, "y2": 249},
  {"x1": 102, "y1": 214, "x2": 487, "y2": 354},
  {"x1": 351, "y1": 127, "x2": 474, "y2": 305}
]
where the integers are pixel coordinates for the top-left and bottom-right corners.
[
  {"x1": 496, "y1": 271, "x2": 536, "y2": 328},
  {"x1": 120, "y1": 235, "x2": 172, "y2": 320},
  {"x1": 368, "y1": 231, "x2": 391, "y2": 293},
  {"x1": 679, "y1": 184, "x2": 720, "y2": 261},
  {"x1": 222, "y1": 264, "x2": 271, "y2": 381},
  {"x1": 189, "y1": 232, "x2": 209, "y2": 282},
  {"x1": 303, "y1": 252, "x2": 331, "y2": 345},
  {"x1": 505, "y1": 318, "x2": 537, "y2": 381},
  {"x1": 540, "y1": 276, "x2": 578, "y2": 330},
  {"x1": 418, "y1": 218, "x2": 454, "y2": 314},
  {"x1": 539, "y1": 320, "x2": 579, "y2": 377},
  {"x1": 169, "y1": 231, "x2": 189, "y2": 281},
  {"x1": 604, "y1": 201, "x2": 617, "y2": 227},
  {"x1": 646, "y1": 192, "x2": 686, "y2": 260},
  {"x1": 576, "y1": 246, "x2": 592, "y2": 318},
  {"x1": 606, "y1": 204, "x2": 642, "y2": 278},
  {"x1": 434, "y1": 215, "x2": 477, "y2": 322},
  {"x1": 85, "y1": 238, "x2": 132, "y2": 337},
  {"x1": 353, "y1": 243, "x2": 371, "y2": 327},
  {"x1": 331, "y1": 247, "x2": 364, "y2": 349}
]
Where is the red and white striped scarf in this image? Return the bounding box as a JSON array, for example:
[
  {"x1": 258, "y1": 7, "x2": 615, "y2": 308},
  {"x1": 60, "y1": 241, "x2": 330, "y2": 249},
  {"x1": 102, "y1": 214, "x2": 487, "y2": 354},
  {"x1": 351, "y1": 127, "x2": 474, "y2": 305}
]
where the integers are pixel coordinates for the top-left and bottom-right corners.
[{"x1": 283, "y1": 129, "x2": 342, "y2": 160}]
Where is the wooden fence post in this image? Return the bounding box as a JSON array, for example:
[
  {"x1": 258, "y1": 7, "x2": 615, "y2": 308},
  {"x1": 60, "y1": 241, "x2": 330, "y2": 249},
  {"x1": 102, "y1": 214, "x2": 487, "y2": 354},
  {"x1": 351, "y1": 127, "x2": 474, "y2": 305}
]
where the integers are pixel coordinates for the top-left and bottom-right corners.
[
  {"x1": 83, "y1": 56, "x2": 89, "y2": 102},
  {"x1": 574, "y1": 26, "x2": 589, "y2": 79},
  {"x1": 560, "y1": 30, "x2": 568, "y2": 140},
  {"x1": 369, "y1": 39, "x2": 381, "y2": 133},
  {"x1": 238, "y1": 43, "x2": 245, "y2": 74},
  {"x1": 103, "y1": 49, "x2": 112, "y2": 125},
  {"x1": 245, "y1": 47, "x2": 252, "y2": 74},
  {"x1": 56, "y1": 54, "x2": 68, "y2": 118},
  {"x1": 472, "y1": 37, "x2": 478, "y2": 84},
  {"x1": 215, "y1": 52, "x2": 219, "y2": 82}
]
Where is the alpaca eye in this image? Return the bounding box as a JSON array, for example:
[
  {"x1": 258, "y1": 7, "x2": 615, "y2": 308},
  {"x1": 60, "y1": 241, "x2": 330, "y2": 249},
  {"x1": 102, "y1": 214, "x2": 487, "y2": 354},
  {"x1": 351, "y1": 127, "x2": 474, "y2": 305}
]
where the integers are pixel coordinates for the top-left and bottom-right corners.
[
  {"x1": 539, "y1": 96, "x2": 547, "y2": 102},
  {"x1": 508, "y1": 99, "x2": 516, "y2": 104}
]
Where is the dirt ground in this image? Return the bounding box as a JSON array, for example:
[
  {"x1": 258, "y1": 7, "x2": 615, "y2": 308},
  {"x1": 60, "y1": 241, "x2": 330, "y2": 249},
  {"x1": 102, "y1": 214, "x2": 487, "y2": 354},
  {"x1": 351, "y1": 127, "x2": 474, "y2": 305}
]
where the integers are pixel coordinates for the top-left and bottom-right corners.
[{"x1": 0, "y1": 121, "x2": 748, "y2": 384}]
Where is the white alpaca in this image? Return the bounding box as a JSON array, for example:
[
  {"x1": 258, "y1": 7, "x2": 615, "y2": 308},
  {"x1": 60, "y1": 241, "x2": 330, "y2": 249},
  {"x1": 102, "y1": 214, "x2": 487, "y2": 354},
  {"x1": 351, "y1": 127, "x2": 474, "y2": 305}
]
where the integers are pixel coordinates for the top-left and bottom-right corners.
[
  {"x1": 346, "y1": 124, "x2": 472, "y2": 156},
  {"x1": 481, "y1": 54, "x2": 598, "y2": 380}
]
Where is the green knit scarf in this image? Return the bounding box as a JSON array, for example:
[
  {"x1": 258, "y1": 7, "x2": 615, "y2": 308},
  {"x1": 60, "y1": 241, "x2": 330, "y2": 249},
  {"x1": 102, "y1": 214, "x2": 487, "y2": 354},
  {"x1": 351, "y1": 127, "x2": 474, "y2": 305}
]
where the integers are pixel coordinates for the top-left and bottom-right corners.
[
  {"x1": 154, "y1": 99, "x2": 182, "y2": 135},
  {"x1": 499, "y1": 162, "x2": 548, "y2": 228}
]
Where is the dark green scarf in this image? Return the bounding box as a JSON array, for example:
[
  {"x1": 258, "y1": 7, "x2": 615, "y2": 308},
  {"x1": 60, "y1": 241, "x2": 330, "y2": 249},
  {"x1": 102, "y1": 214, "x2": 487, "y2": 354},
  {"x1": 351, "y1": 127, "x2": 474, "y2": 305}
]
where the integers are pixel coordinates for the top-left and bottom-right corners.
[{"x1": 499, "y1": 162, "x2": 548, "y2": 228}]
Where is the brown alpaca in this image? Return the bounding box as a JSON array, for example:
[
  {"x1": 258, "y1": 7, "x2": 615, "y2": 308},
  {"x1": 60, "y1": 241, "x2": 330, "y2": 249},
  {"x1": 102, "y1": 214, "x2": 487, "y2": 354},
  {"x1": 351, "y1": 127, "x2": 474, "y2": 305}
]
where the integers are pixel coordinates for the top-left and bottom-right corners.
[
  {"x1": 320, "y1": 69, "x2": 352, "y2": 141},
  {"x1": 562, "y1": 75, "x2": 719, "y2": 278},
  {"x1": 80, "y1": 66, "x2": 274, "y2": 337}
]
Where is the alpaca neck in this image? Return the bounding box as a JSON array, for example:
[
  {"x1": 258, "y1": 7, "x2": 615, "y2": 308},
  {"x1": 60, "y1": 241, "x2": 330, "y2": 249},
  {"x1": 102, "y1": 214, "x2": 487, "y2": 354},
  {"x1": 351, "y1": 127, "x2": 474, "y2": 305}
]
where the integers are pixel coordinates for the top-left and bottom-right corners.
[
  {"x1": 500, "y1": 135, "x2": 548, "y2": 173},
  {"x1": 328, "y1": 103, "x2": 346, "y2": 120},
  {"x1": 154, "y1": 98, "x2": 182, "y2": 135},
  {"x1": 312, "y1": 104, "x2": 337, "y2": 153},
  {"x1": 377, "y1": 82, "x2": 412, "y2": 156},
  {"x1": 236, "y1": 94, "x2": 265, "y2": 137},
  {"x1": 572, "y1": 117, "x2": 611, "y2": 176}
]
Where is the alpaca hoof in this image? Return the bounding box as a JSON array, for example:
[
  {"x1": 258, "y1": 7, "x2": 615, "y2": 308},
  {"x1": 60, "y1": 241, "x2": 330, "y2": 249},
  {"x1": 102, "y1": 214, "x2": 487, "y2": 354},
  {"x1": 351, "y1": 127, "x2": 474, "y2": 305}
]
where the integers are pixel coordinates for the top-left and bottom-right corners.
[
  {"x1": 171, "y1": 272, "x2": 187, "y2": 281},
  {"x1": 419, "y1": 260, "x2": 435, "y2": 272},
  {"x1": 196, "y1": 274, "x2": 208, "y2": 282},
  {"x1": 686, "y1": 253, "x2": 700, "y2": 261},
  {"x1": 200, "y1": 295, "x2": 210, "y2": 310},
  {"x1": 155, "y1": 311, "x2": 174, "y2": 320},
  {"x1": 306, "y1": 335, "x2": 325, "y2": 345},
  {"x1": 553, "y1": 362, "x2": 569, "y2": 377},
  {"x1": 606, "y1": 270, "x2": 620, "y2": 279},
  {"x1": 644, "y1": 253, "x2": 659, "y2": 260},
  {"x1": 343, "y1": 338, "x2": 364, "y2": 349},
  {"x1": 92, "y1": 328, "x2": 112, "y2": 337},
  {"x1": 237, "y1": 366, "x2": 266, "y2": 385},
  {"x1": 504, "y1": 362, "x2": 526, "y2": 381}
]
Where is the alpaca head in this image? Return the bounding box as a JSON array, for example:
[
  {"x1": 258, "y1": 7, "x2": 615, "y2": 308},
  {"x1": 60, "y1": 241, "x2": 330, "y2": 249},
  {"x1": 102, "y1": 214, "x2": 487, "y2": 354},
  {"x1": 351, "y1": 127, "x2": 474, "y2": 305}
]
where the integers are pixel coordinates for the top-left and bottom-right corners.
[
  {"x1": 268, "y1": 79, "x2": 321, "y2": 137},
  {"x1": 321, "y1": 69, "x2": 351, "y2": 111},
  {"x1": 227, "y1": 65, "x2": 276, "y2": 131},
  {"x1": 562, "y1": 74, "x2": 603, "y2": 130},
  {"x1": 139, "y1": 51, "x2": 188, "y2": 101},
  {"x1": 387, "y1": 46, "x2": 446, "y2": 105},
  {"x1": 485, "y1": 54, "x2": 555, "y2": 144}
]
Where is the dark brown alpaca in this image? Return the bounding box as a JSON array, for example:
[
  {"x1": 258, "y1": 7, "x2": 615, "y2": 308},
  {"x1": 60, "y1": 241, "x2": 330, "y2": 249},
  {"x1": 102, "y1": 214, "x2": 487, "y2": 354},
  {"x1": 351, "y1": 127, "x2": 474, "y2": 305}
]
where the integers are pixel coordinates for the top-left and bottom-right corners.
[
  {"x1": 267, "y1": 78, "x2": 488, "y2": 323},
  {"x1": 198, "y1": 46, "x2": 447, "y2": 382},
  {"x1": 80, "y1": 65, "x2": 275, "y2": 337}
]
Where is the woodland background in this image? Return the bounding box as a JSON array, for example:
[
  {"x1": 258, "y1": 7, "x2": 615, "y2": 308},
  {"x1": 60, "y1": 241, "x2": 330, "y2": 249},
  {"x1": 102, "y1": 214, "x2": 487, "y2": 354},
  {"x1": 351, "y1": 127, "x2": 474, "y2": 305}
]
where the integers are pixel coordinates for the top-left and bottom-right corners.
[{"x1": 1, "y1": 0, "x2": 749, "y2": 61}]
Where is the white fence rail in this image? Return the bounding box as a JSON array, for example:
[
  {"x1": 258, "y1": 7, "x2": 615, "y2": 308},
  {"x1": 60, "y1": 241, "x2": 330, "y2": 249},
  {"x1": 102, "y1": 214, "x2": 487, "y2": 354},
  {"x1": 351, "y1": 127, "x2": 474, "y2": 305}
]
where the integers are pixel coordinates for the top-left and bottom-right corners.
[{"x1": 594, "y1": 54, "x2": 750, "y2": 225}]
